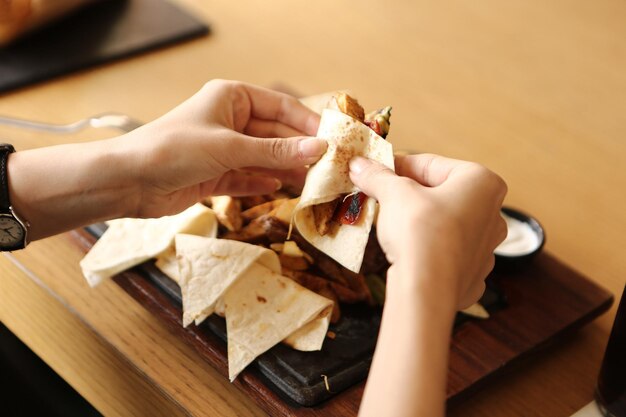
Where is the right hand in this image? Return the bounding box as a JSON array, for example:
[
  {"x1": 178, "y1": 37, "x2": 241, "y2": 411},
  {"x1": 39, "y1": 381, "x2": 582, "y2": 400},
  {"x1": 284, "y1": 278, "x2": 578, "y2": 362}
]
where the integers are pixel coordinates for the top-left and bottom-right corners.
[{"x1": 349, "y1": 154, "x2": 507, "y2": 310}]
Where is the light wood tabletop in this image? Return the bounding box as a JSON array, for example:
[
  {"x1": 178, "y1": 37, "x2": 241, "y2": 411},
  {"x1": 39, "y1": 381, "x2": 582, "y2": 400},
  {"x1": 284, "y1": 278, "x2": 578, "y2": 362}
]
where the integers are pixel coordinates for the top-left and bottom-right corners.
[{"x1": 1, "y1": 0, "x2": 625, "y2": 416}]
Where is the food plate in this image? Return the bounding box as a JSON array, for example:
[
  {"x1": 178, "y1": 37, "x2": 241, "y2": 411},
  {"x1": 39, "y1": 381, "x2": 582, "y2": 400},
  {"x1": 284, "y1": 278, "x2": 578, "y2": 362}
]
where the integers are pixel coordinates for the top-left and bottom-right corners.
[
  {"x1": 70, "y1": 224, "x2": 613, "y2": 416},
  {"x1": 81, "y1": 223, "x2": 506, "y2": 406}
]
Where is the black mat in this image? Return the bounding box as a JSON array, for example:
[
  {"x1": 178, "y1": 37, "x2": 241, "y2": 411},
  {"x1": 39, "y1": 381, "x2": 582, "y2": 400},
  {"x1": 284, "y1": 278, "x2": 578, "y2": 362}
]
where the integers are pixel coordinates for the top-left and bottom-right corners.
[{"x1": 0, "y1": 0, "x2": 209, "y2": 93}]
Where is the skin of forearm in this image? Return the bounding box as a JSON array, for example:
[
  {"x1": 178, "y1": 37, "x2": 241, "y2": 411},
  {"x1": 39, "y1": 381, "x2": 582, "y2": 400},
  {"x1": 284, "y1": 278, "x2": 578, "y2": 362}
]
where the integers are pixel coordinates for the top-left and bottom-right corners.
[
  {"x1": 359, "y1": 260, "x2": 458, "y2": 417},
  {"x1": 7, "y1": 137, "x2": 140, "y2": 241}
]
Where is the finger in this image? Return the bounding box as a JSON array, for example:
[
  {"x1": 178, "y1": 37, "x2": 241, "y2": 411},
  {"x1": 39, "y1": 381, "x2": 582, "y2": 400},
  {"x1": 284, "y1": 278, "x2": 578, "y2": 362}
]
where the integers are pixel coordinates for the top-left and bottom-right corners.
[
  {"x1": 244, "y1": 118, "x2": 306, "y2": 138},
  {"x1": 492, "y1": 214, "x2": 509, "y2": 249},
  {"x1": 458, "y1": 280, "x2": 487, "y2": 310},
  {"x1": 243, "y1": 166, "x2": 308, "y2": 190},
  {"x1": 200, "y1": 171, "x2": 281, "y2": 197},
  {"x1": 238, "y1": 83, "x2": 321, "y2": 136},
  {"x1": 228, "y1": 134, "x2": 327, "y2": 170},
  {"x1": 348, "y1": 156, "x2": 406, "y2": 203},
  {"x1": 394, "y1": 153, "x2": 467, "y2": 187},
  {"x1": 480, "y1": 254, "x2": 496, "y2": 279}
]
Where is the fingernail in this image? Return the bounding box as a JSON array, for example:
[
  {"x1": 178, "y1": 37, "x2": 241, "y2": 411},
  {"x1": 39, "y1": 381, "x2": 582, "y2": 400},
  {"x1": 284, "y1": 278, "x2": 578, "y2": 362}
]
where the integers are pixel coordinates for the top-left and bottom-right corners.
[
  {"x1": 349, "y1": 156, "x2": 370, "y2": 174},
  {"x1": 298, "y1": 138, "x2": 327, "y2": 158},
  {"x1": 274, "y1": 178, "x2": 283, "y2": 190}
]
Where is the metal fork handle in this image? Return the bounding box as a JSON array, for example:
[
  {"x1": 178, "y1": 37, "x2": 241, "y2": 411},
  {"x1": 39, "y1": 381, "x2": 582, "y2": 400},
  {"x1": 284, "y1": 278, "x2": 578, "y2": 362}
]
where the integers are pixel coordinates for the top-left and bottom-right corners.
[
  {"x1": 88, "y1": 114, "x2": 143, "y2": 132},
  {"x1": 0, "y1": 113, "x2": 143, "y2": 133},
  {"x1": 0, "y1": 115, "x2": 87, "y2": 133}
]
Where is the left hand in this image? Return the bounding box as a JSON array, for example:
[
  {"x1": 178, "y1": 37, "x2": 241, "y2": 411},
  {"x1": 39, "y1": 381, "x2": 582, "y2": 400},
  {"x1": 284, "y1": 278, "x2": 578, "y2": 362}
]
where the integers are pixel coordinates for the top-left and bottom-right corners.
[{"x1": 120, "y1": 79, "x2": 325, "y2": 218}]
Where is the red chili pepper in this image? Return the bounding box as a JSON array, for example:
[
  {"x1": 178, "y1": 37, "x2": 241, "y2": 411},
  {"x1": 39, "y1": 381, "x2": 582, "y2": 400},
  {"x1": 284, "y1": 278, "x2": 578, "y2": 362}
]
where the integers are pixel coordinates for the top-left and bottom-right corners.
[
  {"x1": 367, "y1": 119, "x2": 382, "y2": 136},
  {"x1": 334, "y1": 192, "x2": 368, "y2": 225}
]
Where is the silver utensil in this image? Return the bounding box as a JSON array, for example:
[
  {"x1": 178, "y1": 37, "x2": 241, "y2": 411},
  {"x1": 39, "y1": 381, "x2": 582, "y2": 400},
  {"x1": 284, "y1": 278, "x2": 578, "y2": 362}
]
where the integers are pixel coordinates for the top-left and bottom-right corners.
[{"x1": 0, "y1": 112, "x2": 143, "y2": 133}]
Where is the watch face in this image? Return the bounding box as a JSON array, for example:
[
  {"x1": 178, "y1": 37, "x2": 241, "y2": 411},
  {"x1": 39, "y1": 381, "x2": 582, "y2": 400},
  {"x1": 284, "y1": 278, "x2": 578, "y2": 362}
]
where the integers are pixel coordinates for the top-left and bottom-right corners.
[{"x1": 0, "y1": 215, "x2": 25, "y2": 249}]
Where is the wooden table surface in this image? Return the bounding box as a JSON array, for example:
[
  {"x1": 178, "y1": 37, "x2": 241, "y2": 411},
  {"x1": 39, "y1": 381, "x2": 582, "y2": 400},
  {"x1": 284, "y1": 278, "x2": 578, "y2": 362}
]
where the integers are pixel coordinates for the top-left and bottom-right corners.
[{"x1": 1, "y1": 1, "x2": 625, "y2": 416}]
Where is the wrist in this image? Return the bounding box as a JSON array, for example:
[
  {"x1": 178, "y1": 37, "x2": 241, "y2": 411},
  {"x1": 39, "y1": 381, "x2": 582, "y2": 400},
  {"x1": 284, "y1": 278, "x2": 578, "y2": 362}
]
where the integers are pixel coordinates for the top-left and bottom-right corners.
[
  {"x1": 386, "y1": 257, "x2": 459, "y2": 319},
  {"x1": 104, "y1": 135, "x2": 143, "y2": 217},
  {"x1": 8, "y1": 139, "x2": 140, "y2": 240}
]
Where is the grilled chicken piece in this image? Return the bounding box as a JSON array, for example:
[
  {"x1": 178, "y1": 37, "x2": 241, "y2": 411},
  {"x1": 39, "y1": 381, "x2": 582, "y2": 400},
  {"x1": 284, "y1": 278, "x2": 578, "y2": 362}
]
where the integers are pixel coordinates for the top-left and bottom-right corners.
[
  {"x1": 267, "y1": 197, "x2": 299, "y2": 225},
  {"x1": 210, "y1": 196, "x2": 242, "y2": 232},
  {"x1": 360, "y1": 230, "x2": 390, "y2": 275},
  {"x1": 290, "y1": 233, "x2": 373, "y2": 303},
  {"x1": 328, "y1": 280, "x2": 369, "y2": 304},
  {"x1": 335, "y1": 92, "x2": 365, "y2": 122},
  {"x1": 290, "y1": 234, "x2": 349, "y2": 285},
  {"x1": 239, "y1": 195, "x2": 271, "y2": 210},
  {"x1": 224, "y1": 211, "x2": 374, "y2": 301},
  {"x1": 272, "y1": 241, "x2": 314, "y2": 271},
  {"x1": 283, "y1": 268, "x2": 366, "y2": 305},
  {"x1": 278, "y1": 253, "x2": 309, "y2": 271},
  {"x1": 222, "y1": 215, "x2": 289, "y2": 244},
  {"x1": 221, "y1": 217, "x2": 266, "y2": 243},
  {"x1": 312, "y1": 199, "x2": 339, "y2": 236},
  {"x1": 337, "y1": 269, "x2": 375, "y2": 305},
  {"x1": 241, "y1": 198, "x2": 287, "y2": 223}
]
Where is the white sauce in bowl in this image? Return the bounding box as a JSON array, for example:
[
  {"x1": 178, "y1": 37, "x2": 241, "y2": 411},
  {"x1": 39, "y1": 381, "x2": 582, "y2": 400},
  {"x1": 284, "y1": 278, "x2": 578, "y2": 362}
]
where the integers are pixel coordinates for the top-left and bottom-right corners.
[{"x1": 495, "y1": 213, "x2": 541, "y2": 256}]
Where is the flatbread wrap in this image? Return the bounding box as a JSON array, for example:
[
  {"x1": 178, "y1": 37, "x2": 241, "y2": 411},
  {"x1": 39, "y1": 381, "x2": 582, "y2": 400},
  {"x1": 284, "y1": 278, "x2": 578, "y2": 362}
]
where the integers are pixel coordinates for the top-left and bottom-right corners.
[
  {"x1": 293, "y1": 94, "x2": 394, "y2": 273},
  {"x1": 80, "y1": 203, "x2": 217, "y2": 287},
  {"x1": 174, "y1": 234, "x2": 333, "y2": 380}
]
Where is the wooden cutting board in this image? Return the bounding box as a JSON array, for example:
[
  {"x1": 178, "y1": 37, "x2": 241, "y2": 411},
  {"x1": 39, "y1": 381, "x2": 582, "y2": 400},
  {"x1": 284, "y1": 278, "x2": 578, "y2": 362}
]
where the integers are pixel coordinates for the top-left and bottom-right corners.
[{"x1": 70, "y1": 228, "x2": 613, "y2": 416}]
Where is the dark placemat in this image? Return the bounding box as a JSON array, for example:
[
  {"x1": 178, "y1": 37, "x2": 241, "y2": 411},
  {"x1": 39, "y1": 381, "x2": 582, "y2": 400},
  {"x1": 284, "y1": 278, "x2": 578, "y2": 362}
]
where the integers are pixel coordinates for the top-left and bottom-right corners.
[{"x1": 0, "y1": 0, "x2": 209, "y2": 93}]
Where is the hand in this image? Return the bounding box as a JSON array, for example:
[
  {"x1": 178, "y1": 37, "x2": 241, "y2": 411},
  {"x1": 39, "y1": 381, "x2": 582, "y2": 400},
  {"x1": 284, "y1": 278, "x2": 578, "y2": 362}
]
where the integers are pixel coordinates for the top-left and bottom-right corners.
[
  {"x1": 7, "y1": 80, "x2": 325, "y2": 241},
  {"x1": 349, "y1": 153, "x2": 507, "y2": 310},
  {"x1": 120, "y1": 79, "x2": 325, "y2": 218}
]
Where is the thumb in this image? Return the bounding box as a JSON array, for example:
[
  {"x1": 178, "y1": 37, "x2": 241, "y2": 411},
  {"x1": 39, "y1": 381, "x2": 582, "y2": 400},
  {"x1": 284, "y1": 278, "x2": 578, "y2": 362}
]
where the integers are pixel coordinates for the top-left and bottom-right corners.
[
  {"x1": 232, "y1": 135, "x2": 327, "y2": 169},
  {"x1": 349, "y1": 156, "x2": 399, "y2": 202}
]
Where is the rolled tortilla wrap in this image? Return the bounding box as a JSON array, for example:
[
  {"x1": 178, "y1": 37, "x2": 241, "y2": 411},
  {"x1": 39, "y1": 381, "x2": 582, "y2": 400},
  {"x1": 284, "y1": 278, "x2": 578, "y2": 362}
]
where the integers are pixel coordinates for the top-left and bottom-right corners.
[
  {"x1": 174, "y1": 234, "x2": 333, "y2": 380},
  {"x1": 293, "y1": 108, "x2": 394, "y2": 273}
]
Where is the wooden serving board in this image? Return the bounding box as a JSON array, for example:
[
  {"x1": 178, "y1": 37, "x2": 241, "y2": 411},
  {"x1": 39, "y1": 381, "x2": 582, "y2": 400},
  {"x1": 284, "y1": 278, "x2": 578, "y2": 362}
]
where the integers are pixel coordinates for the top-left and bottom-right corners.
[{"x1": 70, "y1": 228, "x2": 613, "y2": 416}]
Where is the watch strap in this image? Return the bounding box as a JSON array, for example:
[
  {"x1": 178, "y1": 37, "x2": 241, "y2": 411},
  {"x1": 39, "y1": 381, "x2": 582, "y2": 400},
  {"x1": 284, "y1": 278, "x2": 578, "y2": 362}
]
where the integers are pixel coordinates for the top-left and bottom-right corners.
[{"x1": 0, "y1": 143, "x2": 16, "y2": 213}]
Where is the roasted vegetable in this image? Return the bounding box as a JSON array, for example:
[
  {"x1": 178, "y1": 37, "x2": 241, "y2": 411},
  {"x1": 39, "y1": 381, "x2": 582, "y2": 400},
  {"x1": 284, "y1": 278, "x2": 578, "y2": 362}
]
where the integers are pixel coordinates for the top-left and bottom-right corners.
[
  {"x1": 241, "y1": 198, "x2": 287, "y2": 223},
  {"x1": 365, "y1": 106, "x2": 392, "y2": 139},
  {"x1": 334, "y1": 192, "x2": 368, "y2": 225},
  {"x1": 312, "y1": 199, "x2": 339, "y2": 236},
  {"x1": 210, "y1": 196, "x2": 243, "y2": 232}
]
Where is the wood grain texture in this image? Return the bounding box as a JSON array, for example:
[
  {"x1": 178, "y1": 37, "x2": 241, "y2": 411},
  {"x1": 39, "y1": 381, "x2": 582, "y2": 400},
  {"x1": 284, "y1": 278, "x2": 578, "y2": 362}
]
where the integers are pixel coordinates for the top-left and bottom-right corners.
[
  {"x1": 1, "y1": 0, "x2": 625, "y2": 416},
  {"x1": 0, "y1": 254, "x2": 188, "y2": 417},
  {"x1": 3, "y1": 237, "x2": 268, "y2": 417}
]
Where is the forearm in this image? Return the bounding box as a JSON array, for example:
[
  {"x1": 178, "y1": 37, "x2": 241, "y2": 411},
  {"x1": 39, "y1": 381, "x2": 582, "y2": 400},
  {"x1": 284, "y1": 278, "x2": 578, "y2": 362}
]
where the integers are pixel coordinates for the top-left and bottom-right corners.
[
  {"x1": 359, "y1": 259, "x2": 457, "y2": 417},
  {"x1": 7, "y1": 137, "x2": 140, "y2": 241}
]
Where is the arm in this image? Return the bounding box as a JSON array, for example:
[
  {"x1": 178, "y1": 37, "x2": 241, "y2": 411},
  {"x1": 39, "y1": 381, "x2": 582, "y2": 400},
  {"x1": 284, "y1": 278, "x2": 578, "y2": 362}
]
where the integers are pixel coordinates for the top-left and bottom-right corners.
[
  {"x1": 7, "y1": 80, "x2": 325, "y2": 241},
  {"x1": 349, "y1": 154, "x2": 508, "y2": 417},
  {"x1": 363, "y1": 260, "x2": 457, "y2": 417}
]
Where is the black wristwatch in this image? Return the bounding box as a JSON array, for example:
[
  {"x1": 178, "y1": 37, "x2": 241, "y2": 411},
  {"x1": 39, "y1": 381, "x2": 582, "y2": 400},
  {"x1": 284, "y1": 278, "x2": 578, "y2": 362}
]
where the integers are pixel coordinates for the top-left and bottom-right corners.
[{"x1": 0, "y1": 143, "x2": 29, "y2": 251}]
